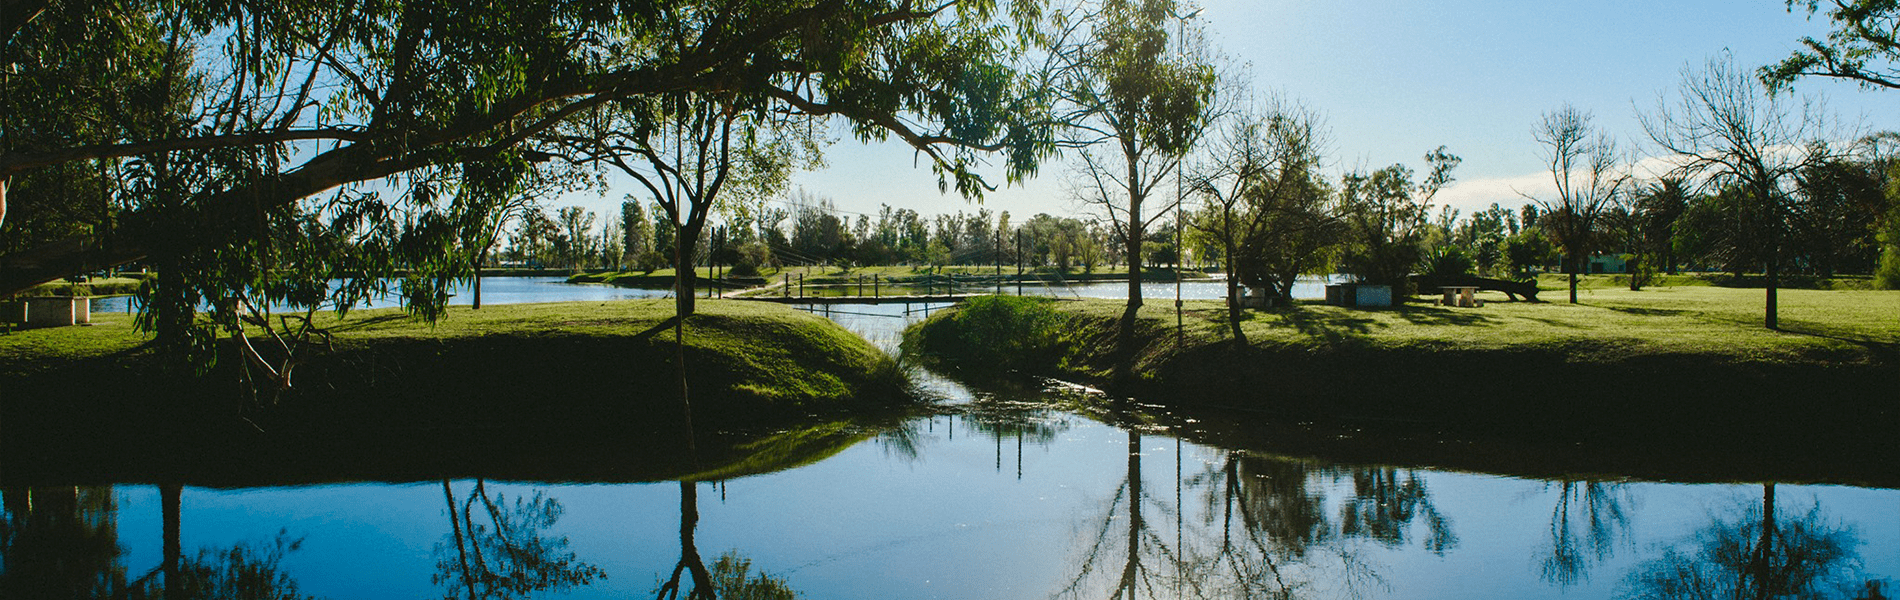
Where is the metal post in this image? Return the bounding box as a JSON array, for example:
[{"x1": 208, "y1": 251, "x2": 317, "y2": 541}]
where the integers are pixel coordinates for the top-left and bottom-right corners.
[
  {"x1": 874, "y1": 274, "x2": 880, "y2": 298},
  {"x1": 799, "y1": 274, "x2": 805, "y2": 298}
]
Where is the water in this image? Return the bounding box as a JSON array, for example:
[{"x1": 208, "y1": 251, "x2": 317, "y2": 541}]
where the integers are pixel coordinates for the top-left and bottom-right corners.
[
  {"x1": 8, "y1": 283, "x2": 1895, "y2": 599},
  {"x1": 86, "y1": 276, "x2": 670, "y2": 313}
]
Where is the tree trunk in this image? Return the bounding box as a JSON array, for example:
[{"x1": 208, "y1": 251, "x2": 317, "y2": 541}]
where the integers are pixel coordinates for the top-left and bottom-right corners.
[
  {"x1": 1752, "y1": 482, "x2": 1778, "y2": 600},
  {"x1": 1568, "y1": 252, "x2": 1580, "y2": 304},
  {"x1": 472, "y1": 248, "x2": 485, "y2": 310},
  {"x1": 442, "y1": 481, "x2": 477, "y2": 600},
  {"x1": 678, "y1": 481, "x2": 713, "y2": 599},
  {"x1": 1223, "y1": 237, "x2": 1246, "y2": 346},
  {"x1": 1765, "y1": 248, "x2": 1780, "y2": 330},
  {"x1": 162, "y1": 483, "x2": 182, "y2": 599},
  {"x1": 1125, "y1": 208, "x2": 1145, "y2": 313},
  {"x1": 674, "y1": 219, "x2": 704, "y2": 317},
  {"x1": 1119, "y1": 430, "x2": 1143, "y2": 600}
]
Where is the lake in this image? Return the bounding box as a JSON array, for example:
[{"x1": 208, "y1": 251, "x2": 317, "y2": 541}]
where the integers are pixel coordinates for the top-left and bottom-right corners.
[{"x1": 8, "y1": 278, "x2": 1895, "y2": 599}]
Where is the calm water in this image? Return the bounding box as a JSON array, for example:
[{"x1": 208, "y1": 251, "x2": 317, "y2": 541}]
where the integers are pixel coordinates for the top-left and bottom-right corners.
[
  {"x1": 86, "y1": 276, "x2": 671, "y2": 313},
  {"x1": 9, "y1": 280, "x2": 1896, "y2": 599}
]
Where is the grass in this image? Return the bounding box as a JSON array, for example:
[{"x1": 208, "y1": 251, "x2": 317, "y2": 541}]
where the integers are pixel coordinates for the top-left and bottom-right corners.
[
  {"x1": 10, "y1": 276, "x2": 145, "y2": 298},
  {"x1": 906, "y1": 284, "x2": 1900, "y2": 470},
  {"x1": 983, "y1": 285, "x2": 1900, "y2": 377},
  {"x1": 1, "y1": 299, "x2": 917, "y2": 485}
]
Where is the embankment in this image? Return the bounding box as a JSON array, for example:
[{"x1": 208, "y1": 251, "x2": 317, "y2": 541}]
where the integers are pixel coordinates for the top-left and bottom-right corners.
[
  {"x1": 0, "y1": 300, "x2": 913, "y2": 485},
  {"x1": 905, "y1": 294, "x2": 1900, "y2": 482}
]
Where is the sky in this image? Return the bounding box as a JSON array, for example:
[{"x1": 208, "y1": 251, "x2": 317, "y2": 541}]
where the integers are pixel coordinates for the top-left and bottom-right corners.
[{"x1": 567, "y1": 0, "x2": 1896, "y2": 225}]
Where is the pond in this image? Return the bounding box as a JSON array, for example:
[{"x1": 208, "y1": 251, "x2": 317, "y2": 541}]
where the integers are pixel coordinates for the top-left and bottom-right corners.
[
  {"x1": 8, "y1": 279, "x2": 1896, "y2": 599},
  {"x1": 87, "y1": 276, "x2": 674, "y2": 314}
]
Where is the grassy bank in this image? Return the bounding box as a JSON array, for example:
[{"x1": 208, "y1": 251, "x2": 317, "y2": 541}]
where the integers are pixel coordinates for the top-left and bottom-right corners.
[
  {"x1": 11, "y1": 276, "x2": 145, "y2": 298},
  {"x1": 1, "y1": 300, "x2": 913, "y2": 485},
  {"x1": 906, "y1": 288, "x2": 1900, "y2": 468}
]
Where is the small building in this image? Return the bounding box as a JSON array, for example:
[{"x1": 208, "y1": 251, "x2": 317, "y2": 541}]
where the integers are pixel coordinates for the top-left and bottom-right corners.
[
  {"x1": 1324, "y1": 284, "x2": 1391, "y2": 307},
  {"x1": 19, "y1": 296, "x2": 91, "y2": 328},
  {"x1": 1231, "y1": 285, "x2": 1276, "y2": 308},
  {"x1": 1587, "y1": 254, "x2": 1628, "y2": 274}
]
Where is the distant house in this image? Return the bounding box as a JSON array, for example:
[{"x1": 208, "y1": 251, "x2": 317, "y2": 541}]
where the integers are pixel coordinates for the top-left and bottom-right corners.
[{"x1": 1586, "y1": 254, "x2": 1628, "y2": 274}]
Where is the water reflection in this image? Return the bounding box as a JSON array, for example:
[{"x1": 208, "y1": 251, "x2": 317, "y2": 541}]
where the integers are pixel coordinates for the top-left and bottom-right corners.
[
  {"x1": 435, "y1": 479, "x2": 603, "y2": 599},
  {"x1": 655, "y1": 481, "x2": 803, "y2": 600},
  {"x1": 1051, "y1": 427, "x2": 1446, "y2": 599},
  {"x1": 1620, "y1": 484, "x2": 1872, "y2": 600},
  {"x1": 1542, "y1": 479, "x2": 1636, "y2": 587},
  {"x1": 0, "y1": 485, "x2": 313, "y2": 600},
  {"x1": 0, "y1": 486, "x2": 125, "y2": 598}
]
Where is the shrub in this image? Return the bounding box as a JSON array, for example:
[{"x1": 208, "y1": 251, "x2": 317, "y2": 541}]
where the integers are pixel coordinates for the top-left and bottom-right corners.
[
  {"x1": 904, "y1": 295, "x2": 1068, "y2": 372},
  {"x1": 1421, "y1": 246, "x2": 1475, "y2": 279},
  {"x1": 946, "y1": 295, "x2": 1066, "y2": 370}
]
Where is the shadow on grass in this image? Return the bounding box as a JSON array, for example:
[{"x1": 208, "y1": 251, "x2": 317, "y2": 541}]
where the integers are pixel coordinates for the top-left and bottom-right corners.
[
  {"x1": 632, "y1": 316, "x2": 682, "y2": 342},
  {"x1": 1390, "y1": 304, "x2": 1501, "y2": 327},
  {"x1": 1603, "y1": 306, "x2": 1693, "y2": 317},
  {"x1": 1274, "y1": 307, "x2": 1380, "y2": 344},
  {"x1": 324, "y1": 313, "x2": 410, "y2": 333},
  {"x1": 1779, "y1": 321, "x2": 1900, "y2": 360}
]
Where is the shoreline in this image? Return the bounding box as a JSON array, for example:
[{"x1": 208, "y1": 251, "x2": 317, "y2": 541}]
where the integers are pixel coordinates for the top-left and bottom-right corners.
[
  {"x1": 904, "y1": 292, "x2": 1900, "y2": 483},
  {"x1": 0, "y1": 300, "x2": 914, "y2": 485}
]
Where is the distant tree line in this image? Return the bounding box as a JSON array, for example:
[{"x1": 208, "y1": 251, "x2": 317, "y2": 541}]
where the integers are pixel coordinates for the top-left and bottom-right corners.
[{"x1": 493, "y1": 192, "x2": 1144, "y2": 276}]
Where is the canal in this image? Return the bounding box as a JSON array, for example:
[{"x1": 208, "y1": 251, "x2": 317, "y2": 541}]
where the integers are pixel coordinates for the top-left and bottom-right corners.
[{"x1": 7, "y1": 277, "x2": 1894, "y2": 599}]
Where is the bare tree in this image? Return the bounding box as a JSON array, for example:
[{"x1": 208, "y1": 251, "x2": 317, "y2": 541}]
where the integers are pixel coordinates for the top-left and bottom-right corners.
[
  {"x1": 1529, "y1": 104, "x2": 1628, "y2": 304},
  {"x1": 1642, "y1": 53, "x2": 1839, "y2": 329},
  {"x1": 1190, "y1": 97, "x2": 1331, "y2": 346}
]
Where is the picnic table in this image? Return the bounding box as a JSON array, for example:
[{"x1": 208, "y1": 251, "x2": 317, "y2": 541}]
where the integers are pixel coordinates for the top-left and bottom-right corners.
[{"x1": 1439, "y1": 285, "x2": 1480, "y2": 308}]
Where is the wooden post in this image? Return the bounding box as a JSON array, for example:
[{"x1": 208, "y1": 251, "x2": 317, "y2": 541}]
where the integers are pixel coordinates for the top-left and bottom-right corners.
[
  {"x1": 783, "y1": 273, "x2": 790, "y2": 297},
  {"x1": 873, "y1": 274, "x2": 879, "y2": 298}
]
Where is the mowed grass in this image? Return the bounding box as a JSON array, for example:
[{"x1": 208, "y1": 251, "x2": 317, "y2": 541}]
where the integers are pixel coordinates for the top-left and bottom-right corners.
[
  {"x1": 0, "y1": 298, "x2": 899, "y2": 405},
  {"x1": 1052, "y1": 283, "x2": 1899, "y2": 367}
]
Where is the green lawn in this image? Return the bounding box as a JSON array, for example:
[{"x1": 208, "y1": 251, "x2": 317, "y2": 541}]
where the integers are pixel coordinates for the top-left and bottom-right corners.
[{"x1": 1046, "y1": 283, "x2": 1900, "y2": 366}]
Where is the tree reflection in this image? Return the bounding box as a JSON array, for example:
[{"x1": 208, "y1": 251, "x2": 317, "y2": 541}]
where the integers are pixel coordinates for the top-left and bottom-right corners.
[
  {"x1": 1337, "y1": 467, "x2": 1456, "y2": 555},
  {"x1": 2, "y1": 484, "x2": 317, "y2": 600},
  {"x1": 0, "y1": 486, "x2": 126, "y2": 598},
  {"x1": 435, "y1": 479, "x2": 604, "y2": 600},
  {"x1": 131, "y1": 529, "x2": 315, "y2": 600},
  {"x1": 1540, "y1": 479, "x2": 1635, "y2": 587},
  {"x1": 1621, "y1": 484, "x2": 1866, "y2": 600},
  {"x1": 1056, "y1": 430, "x2": 1425, "y2": 600},
  {"x1": 654, "y1": 481, "x2": 802, "y2": 600}
]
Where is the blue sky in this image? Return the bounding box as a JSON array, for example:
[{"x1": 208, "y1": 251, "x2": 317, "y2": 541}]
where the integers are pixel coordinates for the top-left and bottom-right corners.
[{"x1": 577, "y1": 0, "x2": 1895, "y2": 224}]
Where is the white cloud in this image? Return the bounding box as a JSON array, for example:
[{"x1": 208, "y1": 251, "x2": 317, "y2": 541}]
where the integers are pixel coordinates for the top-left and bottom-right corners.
[{"x1": 1433, "y1": 172, "x2": 1549, "y2": 216}]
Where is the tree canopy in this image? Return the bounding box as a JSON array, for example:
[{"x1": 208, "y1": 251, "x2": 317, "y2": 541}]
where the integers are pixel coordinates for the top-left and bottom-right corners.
[{"x1": 0, "y1": 0, "x2": 1057, "y2": 296}]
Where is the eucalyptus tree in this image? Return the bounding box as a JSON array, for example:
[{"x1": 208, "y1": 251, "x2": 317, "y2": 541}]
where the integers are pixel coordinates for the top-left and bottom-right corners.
[
  {"x1": 1049, "y1": 0, "x2": 1219, "y2": 325},
  {"x1": 551, "y1": 82, "x2": 814, "y2": 316},
  {"x1": 1530, "y1": 104, "x2": 1628, "y2": 304},
  {"x1": 2, "y1": 0, "x2": 1059, "y2": 385},
  {"x1": 1765, "y1": 0, "x2": 1900, "y2": 92},
  {"x1": 0, "y1": 1, "x2": 1056, "y2": 291},
  {"x1": 1643, "y1": 54, "x2": 1839, "y2": 329},
  {"x1": 1336, "y1": 148, "x2": 1461, "y2": 295}
]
